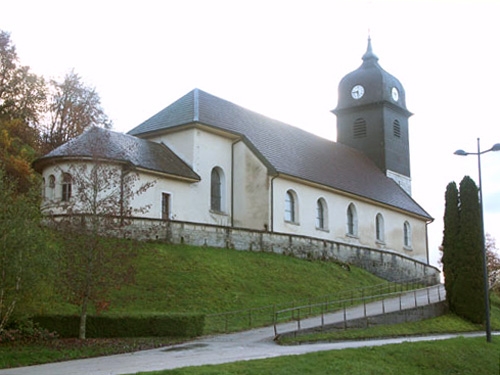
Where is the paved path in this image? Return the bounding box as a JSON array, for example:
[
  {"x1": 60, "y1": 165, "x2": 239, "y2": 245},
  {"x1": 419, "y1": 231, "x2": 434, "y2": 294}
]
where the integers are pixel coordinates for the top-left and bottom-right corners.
[{"x1": 1, "y1": 284, "x2": 481, "y2": 375}]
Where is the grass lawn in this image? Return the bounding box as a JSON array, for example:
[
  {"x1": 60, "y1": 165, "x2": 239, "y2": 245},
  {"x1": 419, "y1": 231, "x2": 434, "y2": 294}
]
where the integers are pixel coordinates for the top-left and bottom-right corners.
[
  {"x1": 133, "y1": 336, "x2": 500, "y2": 375},
  {"x1": 2, "y1": 240, "x2": 498, "y2": 373}
]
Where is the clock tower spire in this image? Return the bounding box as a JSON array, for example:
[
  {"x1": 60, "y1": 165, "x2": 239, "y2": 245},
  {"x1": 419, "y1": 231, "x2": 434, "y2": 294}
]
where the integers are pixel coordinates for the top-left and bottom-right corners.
[{"x1": 333, "y1": 38, "x2": 413, "y2": 195}]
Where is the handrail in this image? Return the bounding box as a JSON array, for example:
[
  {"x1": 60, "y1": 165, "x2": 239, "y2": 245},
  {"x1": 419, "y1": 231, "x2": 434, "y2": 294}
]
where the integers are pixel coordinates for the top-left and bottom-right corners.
[
  {"x1": 273, "y1": 284, "x2": 445, "y2": 337},
  {"x1": 205, "y1": 275, "x2": 439, "y2": 334}
]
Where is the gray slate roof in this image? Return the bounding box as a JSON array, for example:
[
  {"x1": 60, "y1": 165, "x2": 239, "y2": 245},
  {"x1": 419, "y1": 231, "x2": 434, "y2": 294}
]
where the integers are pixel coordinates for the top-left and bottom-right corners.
[
  {"x1": 128, "y1": 89, "x2": 431, "y2": 219},
  {"x1": 33, "y1": 127, "x2": 200, "y2": 181}
]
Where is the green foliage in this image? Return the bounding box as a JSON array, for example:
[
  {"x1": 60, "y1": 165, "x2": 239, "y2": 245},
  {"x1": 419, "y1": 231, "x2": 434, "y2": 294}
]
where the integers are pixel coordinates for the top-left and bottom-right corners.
[
  {"x1": 0, "y1": 169, "x2": 52, "y2": 330},
  {"x1": 442, "y1": 176, "x2": 485, "y2": 324},
  {"x1": 32, "y1": 313, "x2": 205, "y2": 339},
  {"x1": 453, "y1": 176, "x2": 484, "y2": 324},
  {"x1": 441, "y1": 181, "x2": 459, "y2": 309}
]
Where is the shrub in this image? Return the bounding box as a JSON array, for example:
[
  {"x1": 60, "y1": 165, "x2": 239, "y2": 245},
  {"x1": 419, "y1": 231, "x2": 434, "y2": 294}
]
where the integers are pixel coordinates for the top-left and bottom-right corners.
[{"x1": 32, "y1": 313, "x2": 205, "y2": 338}]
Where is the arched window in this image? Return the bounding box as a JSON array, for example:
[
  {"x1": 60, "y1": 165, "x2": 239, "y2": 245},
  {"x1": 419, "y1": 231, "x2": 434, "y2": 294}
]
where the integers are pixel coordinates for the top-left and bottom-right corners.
[
  {"x1": 61, "y1": 173, "x2": 72, "y2": 202},
  {"x1": 404, "y1": 221, "x2": 412, "y2": 248},
  {"x1": 48, "y1": 174, "x2": 56, "y2": 200},
  {"x1": 347, "y1": 203, "x2": 358, "y2": 236},
  {"x1": 42, "y1": 177, "x2": 46, "y2": 200},
  {"x1": 376, "y1": 213, "x2": 385, "y2": 242},
  {"x1": 284, "y1": 190, "x2": 297, "y2": 223},
  {"x1": 316, "y1": 198, "x2": 328, "y2": 230},
  {"x1": 210, "y1": 167, "x2": 223, "y2": 212}
]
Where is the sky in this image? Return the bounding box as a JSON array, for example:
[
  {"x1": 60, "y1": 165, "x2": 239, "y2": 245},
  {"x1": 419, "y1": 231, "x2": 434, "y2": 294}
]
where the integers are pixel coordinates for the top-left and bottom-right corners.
[{"x1": 2, "y1": 0, "x2": 500, "y2": 267}]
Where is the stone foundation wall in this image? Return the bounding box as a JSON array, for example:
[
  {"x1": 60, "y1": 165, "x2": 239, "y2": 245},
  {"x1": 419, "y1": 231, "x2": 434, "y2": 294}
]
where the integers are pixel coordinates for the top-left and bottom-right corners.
[
  {"x1": 47, "y1": 216, "x2": 441, "y2": 284},
  {"x1": 124, "y1": 218, "x2": 440, "y2": 285}
]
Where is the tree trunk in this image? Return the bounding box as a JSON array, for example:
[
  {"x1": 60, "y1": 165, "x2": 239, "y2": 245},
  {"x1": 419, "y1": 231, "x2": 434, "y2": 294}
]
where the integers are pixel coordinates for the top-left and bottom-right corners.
[{"x1": 79, "y1": 292, "x2": 89, "y2": 340}]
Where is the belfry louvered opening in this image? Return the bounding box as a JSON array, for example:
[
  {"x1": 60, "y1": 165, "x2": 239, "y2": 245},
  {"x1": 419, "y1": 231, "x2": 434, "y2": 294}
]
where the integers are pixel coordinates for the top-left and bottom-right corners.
[
  {"x1": 393, "y1": 120, "x2": 401, "y2": 138},
  {"x1": 353, "y1": 118, "x2": 367, "y2": 138}
]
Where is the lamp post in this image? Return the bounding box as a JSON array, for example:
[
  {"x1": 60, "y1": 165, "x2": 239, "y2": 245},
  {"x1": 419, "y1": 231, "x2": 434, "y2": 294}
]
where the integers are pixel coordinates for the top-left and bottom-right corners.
[{"x1": 454, "y1": 138, "x2": 500, "y2": 343}]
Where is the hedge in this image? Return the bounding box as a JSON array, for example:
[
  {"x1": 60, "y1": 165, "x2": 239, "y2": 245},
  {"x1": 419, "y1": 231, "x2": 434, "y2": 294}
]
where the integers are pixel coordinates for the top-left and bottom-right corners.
[{"x1": 32, "y1": 313, "x2": 205, "y2": 338}]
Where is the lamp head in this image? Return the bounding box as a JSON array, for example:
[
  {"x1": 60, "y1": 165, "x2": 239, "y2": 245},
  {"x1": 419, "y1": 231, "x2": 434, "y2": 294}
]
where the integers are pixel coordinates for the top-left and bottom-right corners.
[
  {"x1": 454, "y1": 149, "x2": 468, "y2": 156},
  {"x1": 491, "y1": 143, "x2": 500, "y2": 152}
]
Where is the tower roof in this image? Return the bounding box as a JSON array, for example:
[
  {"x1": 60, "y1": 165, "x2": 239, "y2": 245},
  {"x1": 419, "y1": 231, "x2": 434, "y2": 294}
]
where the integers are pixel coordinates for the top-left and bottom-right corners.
[{"x1": 334, "y1": 38, "x2": 410, "y2": 114}]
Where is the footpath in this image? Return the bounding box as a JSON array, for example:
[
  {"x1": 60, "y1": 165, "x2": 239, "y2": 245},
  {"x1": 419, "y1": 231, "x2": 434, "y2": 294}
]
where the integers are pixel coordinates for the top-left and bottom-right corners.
[{"x1": 0, "y1": 285, "x2": 489, "y2": 375}]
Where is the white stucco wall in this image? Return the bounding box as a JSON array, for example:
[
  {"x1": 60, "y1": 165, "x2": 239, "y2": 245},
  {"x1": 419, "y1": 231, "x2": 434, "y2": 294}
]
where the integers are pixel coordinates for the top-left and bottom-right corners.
[
  {"x1": 271, "y1": 176, "x2": 428, "y2": 262},
  {"x1": 151, "y1": 126, "x2": 236, "y2": 226},
  {"x1": 40, "y1": 126, "x2": 428, "y2": 263},
  {"x1": 232, "y1": 141, "x2": 269, "y2": 230}
]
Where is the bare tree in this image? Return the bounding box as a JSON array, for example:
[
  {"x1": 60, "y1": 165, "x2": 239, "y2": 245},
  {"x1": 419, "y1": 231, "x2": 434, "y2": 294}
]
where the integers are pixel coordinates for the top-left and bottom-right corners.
[
  {"x1": 41, "y1": 70, "x2": 111, "y2": 153},
  {"x1": 486, "y1": 234, "x2": 500, "y2": 290},
  {"x1": 49, "y1": 130, "x2": 155, "y2": 339}
]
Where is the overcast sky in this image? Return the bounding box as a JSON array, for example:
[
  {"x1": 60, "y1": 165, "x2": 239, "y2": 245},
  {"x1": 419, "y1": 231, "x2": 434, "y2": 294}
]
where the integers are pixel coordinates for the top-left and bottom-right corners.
[{"x1": 2, "y1": 0, "x2": 500, "y2": 267}]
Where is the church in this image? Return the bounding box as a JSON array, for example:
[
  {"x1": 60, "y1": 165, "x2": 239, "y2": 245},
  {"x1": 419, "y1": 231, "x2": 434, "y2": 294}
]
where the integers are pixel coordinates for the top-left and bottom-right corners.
[{"x1": 34, "y1": 39, "x2": 433, "y2": 265}]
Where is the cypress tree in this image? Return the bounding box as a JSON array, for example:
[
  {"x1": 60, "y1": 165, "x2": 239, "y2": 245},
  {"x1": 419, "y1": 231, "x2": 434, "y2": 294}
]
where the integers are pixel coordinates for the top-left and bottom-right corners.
[
  {"x1": 453, "y1": 176, "x2": 485, "y2": 324},
  {"x1": 441, "y1": 182, "x2": 460, "y2": 312}
]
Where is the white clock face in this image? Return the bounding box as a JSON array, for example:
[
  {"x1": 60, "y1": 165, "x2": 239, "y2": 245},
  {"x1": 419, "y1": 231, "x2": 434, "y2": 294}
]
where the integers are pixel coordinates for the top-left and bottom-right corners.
[
  {"x1": 391, "y1": 87, "x2": 399, "y2": 101},
  {"x1": 351, "y1": 85, "x2": 365, "y2": 99}
]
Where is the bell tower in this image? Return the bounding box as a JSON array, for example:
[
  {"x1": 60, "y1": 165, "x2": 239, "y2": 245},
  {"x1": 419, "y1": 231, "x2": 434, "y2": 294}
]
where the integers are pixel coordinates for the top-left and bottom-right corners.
[{"x1": 333, "y1": 38, "x2": 413, "y2": 195}]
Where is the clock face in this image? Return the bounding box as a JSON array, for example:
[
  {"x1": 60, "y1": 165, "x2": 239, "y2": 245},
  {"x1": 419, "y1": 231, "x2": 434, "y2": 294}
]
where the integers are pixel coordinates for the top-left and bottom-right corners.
[
  {"x1": 351, "y1": 85, "x2": 365, "y2": 99},
  {"x1": 391, "y1": 87, "x2": 399, "y2": 101}
]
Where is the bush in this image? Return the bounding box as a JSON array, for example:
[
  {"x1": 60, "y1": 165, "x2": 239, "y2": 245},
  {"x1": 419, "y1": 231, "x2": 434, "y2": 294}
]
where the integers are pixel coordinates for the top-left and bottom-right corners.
[
  {"x1": 0, "y1": 319, "x2": 58, "y2": 343},
  {"x1": 32, "y1": 313, "x2": 205, "y2": 338}
]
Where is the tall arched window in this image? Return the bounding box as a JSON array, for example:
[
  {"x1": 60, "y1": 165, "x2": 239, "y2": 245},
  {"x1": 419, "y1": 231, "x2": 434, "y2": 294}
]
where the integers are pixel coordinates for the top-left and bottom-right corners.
[
  {"x1": 42, "y1": 177, "x2": 46, "y2": 201},
  {"x1": 404, "y1": 221, "x2": 412, "y2": 248},
  {"x1": 48, "y1": 174, "x2": 56, "y2": 200},
  {"x1": 61, "y1": 173, "x2": 72, "y2": 202},
  {"x1": 347, "y1": 203, "x2": 358, "y2": 236},
  {"x1": 284, "y1": 190, "x2": 297, "y2": 223},
  {"x1": 376, "y1": 213, "x2": 385, "y2": 242},
  {"x1": 316, "y1": 198, "x2": 328, "y2": 230},
  {"x1": 210, "y1": 167, "x2": 223, "y2": 212}
]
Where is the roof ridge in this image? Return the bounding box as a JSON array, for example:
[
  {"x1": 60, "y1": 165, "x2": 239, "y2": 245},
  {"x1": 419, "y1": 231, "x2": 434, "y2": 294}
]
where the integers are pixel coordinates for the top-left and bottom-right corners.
[{"x1": 193, "y1": 88, "x2": 199, "y2": 122}]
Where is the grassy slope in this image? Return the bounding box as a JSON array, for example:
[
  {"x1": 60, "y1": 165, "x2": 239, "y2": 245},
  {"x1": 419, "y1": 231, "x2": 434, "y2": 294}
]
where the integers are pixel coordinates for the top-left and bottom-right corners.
[
  {"x1": 3, "y1": 239, "x2": 500, "y2": 372},
  {"x1": 84, "y1": 243, "x2": 385, "y2": 315}
]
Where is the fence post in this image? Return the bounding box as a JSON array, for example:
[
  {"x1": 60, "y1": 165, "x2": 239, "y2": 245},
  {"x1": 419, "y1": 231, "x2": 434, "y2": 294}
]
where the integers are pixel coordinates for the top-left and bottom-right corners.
[
  {"x1": 321, "y1": 303, "x2": 325, "y2": 328},
  {"x1": 382, "y1": 298, "x2": 385, "y2": 314},
  {"x1": 297, "y1": 308, "x2": 301, "y2": 331},
  {"x1": 364, "y1": 297, "x2": 367, "y2": 317},
  {"x1": 427, "y1": 287, "x2": 430, "y2": 305},
  {"x1": 274, "y1": 312, "x2": 278, "y2": 337},
  {"x1": 343, "y1": 301, "x2": 347, "y2": 330},
  {"x1": 414, "y1": 290, "x2": 417, "y2": 307},
  {"x1": 438, "y1": 285, "x2": 441, "y2": 301}
]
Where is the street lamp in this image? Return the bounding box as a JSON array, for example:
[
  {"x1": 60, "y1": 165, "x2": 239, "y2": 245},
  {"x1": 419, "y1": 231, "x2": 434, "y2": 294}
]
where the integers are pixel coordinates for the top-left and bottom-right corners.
[{"x1": 454, "y1": 138, "x2": 500, "y2": 343}]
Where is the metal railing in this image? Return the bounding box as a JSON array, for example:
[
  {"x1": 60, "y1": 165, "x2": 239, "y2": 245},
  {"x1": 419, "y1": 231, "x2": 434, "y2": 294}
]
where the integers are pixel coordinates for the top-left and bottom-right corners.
[
  {"x1": 273, "y1": 283, "x2": 445, "y2": 336},
  {"x1": 205, "y1": 275, "x2": 439, "y2": 335}
]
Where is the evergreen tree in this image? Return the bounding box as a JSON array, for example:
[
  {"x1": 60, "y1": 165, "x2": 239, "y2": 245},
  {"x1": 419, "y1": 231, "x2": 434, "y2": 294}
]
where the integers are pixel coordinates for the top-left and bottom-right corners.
[
  {"x1": 453, "y1": 176, "x2": 485, "y2": 324},
  {"x1": 441, "y1": 182, "x2": 460, "y2": 312}
]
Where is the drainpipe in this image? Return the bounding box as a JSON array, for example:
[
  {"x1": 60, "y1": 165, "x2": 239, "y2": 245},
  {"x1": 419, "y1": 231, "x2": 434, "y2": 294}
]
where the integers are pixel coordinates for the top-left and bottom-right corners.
[
  {"x1": 231, "y1": 139, "x2": 242, "y2": 228},
  {"x1": 270, "y1": 174, "x2": 278, "y2": 232}
]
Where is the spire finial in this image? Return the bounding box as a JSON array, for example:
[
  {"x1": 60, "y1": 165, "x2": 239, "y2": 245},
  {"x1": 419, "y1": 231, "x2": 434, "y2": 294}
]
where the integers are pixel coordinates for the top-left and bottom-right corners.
[{"x1": 362, "y1": 36, "x2": 378, "y2": 62}]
